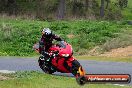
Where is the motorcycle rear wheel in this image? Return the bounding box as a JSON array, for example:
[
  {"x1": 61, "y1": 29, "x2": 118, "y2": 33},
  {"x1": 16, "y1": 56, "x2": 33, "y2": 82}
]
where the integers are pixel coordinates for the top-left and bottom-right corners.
[
  {"x1": 76, "y1": 76, "x2": 87, "y2": 85},
  {"x1": 72, "y1": 60, "x2": 86, "y2": 85}
]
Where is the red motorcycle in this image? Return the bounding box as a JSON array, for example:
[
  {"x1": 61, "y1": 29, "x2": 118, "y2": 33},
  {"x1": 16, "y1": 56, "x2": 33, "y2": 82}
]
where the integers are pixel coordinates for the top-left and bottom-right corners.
[{"x1": 33, "y1": 41, "x2": 86, "y2": 85}]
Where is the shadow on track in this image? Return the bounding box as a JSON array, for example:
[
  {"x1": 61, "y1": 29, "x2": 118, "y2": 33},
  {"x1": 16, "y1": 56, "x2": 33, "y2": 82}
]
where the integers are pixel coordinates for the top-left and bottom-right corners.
[{"x1": 51, "y1": 72, "x2": 74, "y2": 78}]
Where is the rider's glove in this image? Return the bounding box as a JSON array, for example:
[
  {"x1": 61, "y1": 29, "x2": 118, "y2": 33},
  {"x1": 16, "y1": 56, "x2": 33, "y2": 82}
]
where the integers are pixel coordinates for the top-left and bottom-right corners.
[
  {"x1": 49, "y1": 53, "x2": 55, "y2": 58},
  {"x1": 52, "y1": 53, "x2": 56, "y2": 57},
  {"x1": 42, "y1": 51, "x2": 50, "y2": 57}
]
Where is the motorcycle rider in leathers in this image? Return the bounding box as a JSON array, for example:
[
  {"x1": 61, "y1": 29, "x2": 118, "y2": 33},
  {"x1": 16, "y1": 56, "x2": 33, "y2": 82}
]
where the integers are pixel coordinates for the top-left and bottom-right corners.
[
  {"x1": 39, "y1": 28, "x2": 63, "y2": 61},
  {"x1": 38, "y1": 28, "x2": 85, "y2": 80}
]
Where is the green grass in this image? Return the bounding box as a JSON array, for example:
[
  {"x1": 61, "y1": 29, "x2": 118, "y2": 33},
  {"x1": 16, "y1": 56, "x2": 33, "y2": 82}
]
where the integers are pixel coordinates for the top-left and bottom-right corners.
[
  {"x1": 0, "y1": 71, "x2": 131, "y2": 88},
  {"x1": 75, "y1": 56, "x2": 132, "y2": 63},
  {"x1": 0, "y1": 18, "x2": 132, "y2": 56},
  {"x1": 0, "y1": 17, "x2": 132, "y2": 56},
  {"x1": 122, "y1": 8, "x2": 132, "y2": 20}
]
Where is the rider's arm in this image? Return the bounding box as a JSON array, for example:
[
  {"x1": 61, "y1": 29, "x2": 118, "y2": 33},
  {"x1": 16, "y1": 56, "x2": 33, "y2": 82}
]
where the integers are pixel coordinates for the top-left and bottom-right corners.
[
  {"x1": 39, "y1": 40, "x2": 50, "y2": 56},
  {"x1": 52, "y1": 34, "x2": 63, "y2": 41},
  {"x1": 39, "y1": 39, "x2": 44, "y2": 54},
  {"x1": 39, "y1": 37, "x2": 52, "y2": 57}
]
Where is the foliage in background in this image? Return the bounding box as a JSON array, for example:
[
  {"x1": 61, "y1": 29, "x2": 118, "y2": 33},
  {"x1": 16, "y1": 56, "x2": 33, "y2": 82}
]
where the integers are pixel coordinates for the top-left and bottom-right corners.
[
  {"x1": 0, "y1": 0, "x2": 131, "y2": 20},
  {"x1": 101, "y1": 24, "x2": 132, "y2": 51},
  {"x1": 0, "y1": 18, "x2": 131, "y2": 56}
]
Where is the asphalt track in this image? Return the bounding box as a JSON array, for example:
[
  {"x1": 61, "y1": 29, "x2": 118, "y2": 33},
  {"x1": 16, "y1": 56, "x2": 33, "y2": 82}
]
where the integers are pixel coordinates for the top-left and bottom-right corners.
[{"x1": 0, "y1": 57, "x2": 132, "y2": 85}]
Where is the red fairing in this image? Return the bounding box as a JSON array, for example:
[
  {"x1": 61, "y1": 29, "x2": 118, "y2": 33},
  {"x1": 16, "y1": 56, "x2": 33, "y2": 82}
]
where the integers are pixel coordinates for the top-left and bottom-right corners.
[
  {"x1": 49, "y1": 42, "x2": 73, "y2": 56},
  {"x1": 52, "y1": 57, "x2": 69, "y2": 72},
  {"x1": 49, "y1": 42, "x2": 74, "y2": 73}
]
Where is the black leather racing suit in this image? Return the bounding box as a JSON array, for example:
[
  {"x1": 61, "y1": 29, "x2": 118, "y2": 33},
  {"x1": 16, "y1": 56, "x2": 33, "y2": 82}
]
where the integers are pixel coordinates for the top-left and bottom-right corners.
[{"x1": 39, "y1": 33, "x2": 62, "y2": 57}]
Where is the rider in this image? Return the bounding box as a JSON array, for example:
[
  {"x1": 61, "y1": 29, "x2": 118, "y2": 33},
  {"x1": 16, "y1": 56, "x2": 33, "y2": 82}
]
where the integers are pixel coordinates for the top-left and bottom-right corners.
[
  {"x1": 38, "y1": 28, "x2": 85, "y2": 78},
  {"x1": 39, "y1": 28, "x2": 63, "y2": 60}
]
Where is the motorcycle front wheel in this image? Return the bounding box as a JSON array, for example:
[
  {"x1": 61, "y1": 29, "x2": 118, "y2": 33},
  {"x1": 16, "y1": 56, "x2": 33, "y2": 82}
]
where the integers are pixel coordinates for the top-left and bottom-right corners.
[{"x1": 38, "y1": 56, "x2": 55, "y2": 74}]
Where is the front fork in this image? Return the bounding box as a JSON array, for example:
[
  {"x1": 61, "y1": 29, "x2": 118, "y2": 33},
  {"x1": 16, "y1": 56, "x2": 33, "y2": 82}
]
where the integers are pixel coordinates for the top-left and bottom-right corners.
[
  {"x1": 38, "y1": 56, "x2": 45, "y2": 66},
  {"x1": 39, "y1": 55, "x2": 56, "y2": 72}
]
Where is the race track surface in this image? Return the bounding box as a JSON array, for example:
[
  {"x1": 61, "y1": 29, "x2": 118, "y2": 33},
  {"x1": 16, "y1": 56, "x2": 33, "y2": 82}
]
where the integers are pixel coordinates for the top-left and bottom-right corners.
[{"x1": 0, "y1": 57, "x2": 132, "y2": 85}]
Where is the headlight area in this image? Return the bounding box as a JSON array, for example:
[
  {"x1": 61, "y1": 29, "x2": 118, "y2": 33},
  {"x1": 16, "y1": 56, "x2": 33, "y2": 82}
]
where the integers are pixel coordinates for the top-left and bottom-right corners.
[{"x1": 62, "y1": 54, "x2": 70, "y2": 57}]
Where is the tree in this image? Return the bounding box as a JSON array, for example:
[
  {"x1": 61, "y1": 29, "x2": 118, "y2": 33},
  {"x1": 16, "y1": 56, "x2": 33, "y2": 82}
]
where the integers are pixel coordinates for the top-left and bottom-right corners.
[
  {"x1": 57, "y1": 0, "x2": 66, "y2": 19},
  {"x1": 0, "y1": 0, "x2": 7, "y2": 12},
  {"x1": 72, "y1": 0, "x2": 77, "y2": 16},
  {"x1": 7, "y1": 0, "x2": 17, "y2": 15},
  {"x1": 100, "y1": 0, "x2": 105, "y2": 17},
  {"x1": 85, "y1": 0, "x2": 89, "y2": 11},
  {"x1": 105, "y1": 0, "x2": 110, "y2": 9},
  {"x1": 119, "y1": 0, "x2": 128, "y2": 9}
]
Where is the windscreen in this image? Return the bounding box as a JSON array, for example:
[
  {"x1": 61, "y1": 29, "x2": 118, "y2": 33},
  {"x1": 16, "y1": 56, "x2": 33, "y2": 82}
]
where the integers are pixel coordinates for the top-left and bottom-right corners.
[{"x1": 58, "y1": 41, "x2": 66, "y2": 48}]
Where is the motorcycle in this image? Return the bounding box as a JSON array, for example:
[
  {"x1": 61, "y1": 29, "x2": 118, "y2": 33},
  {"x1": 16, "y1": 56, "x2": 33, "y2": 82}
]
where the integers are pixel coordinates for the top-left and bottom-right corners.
[{"x1": 33, "y1": 41, "x2": 86, "y2": 85}]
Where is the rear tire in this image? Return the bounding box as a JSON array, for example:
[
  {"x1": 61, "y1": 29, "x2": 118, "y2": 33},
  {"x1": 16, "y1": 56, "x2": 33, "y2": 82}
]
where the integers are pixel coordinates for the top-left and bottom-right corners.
[
  {"x1": 72, "y1": 60, "x2": 86, "y2": 85},
  {"x1": 76, "y1": 76, "x2": 87, "y2": 85}
]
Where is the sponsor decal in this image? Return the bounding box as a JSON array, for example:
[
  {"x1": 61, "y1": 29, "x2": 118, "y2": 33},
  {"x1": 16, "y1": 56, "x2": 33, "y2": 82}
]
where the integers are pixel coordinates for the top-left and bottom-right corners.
[{"x1": 85, "y1": 74, "x2": 131, "y2": 84}]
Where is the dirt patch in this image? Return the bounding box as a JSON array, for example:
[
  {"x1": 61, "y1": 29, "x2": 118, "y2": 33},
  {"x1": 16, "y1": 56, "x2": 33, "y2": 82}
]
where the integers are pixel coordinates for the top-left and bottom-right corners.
[
  {"x1": 99, "y1": 45, "x2": 132, "y2": 57},
  {"x1": 0, "y1": 75, "x2": 10, "y2": 81},
  {"x1": 89, "y1": 46, "x2": 100, "y2": 56},
  {"x1": 67, "y1": 34, "x2": 75, "y2": 39}
]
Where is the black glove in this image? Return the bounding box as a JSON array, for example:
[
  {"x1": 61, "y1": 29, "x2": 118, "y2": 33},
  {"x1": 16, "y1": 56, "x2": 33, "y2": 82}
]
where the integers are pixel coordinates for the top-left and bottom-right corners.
[
  {"x1": 41, "y1": 51, "x2": 50, "y2": 57},
  {"x1": 39, "y1": 41, "x2": 44, "y2": 54},
  {"x1": 49, "y1": 53, "x2": 56, "y2": 58}
]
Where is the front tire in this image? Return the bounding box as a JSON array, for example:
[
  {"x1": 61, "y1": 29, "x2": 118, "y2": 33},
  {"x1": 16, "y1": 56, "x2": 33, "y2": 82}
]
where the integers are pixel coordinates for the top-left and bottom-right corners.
[{"x1": 38, "y1": 56, "x2": 54, "y2": 74}]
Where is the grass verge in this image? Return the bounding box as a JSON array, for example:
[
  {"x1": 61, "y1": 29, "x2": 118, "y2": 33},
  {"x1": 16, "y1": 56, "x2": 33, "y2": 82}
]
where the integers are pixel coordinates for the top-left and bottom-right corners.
[
  {"x1": 0, "y1": 17, "x2": 129, "y2": 56},
  {"x1": 0, "y1": 71, "x2": 131, "y2": 88},
  {"x1": 0, "y1": 56, "x2": 132, "y2": 63},
  {"x1": 75, "y1": 56, "x2": 132, "y2": 63}
]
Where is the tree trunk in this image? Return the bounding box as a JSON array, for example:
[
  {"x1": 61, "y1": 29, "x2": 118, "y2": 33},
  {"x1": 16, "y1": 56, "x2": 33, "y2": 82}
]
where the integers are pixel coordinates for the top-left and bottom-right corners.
[
  {"x1": 36, "y1": 0, "x2": 42, "y2": 19},
  {"x1": 100, "y1": 0, "x2": 105, "y2": 17},
  {"x1": 85, "y1": 0, "x2": 89, "y2": 11},
  {"x1": 0, "y1": 0, "x2": 7, "y2": 13},
  {"x1": 57, "y1": 0, "x2": 65, "y2": 20},
  {"x1": 7, "y1": 0, "x2": 17, "y2": 15},
  {"x1": 105, "y1": 0, "x2": 110, "y2": 9}
]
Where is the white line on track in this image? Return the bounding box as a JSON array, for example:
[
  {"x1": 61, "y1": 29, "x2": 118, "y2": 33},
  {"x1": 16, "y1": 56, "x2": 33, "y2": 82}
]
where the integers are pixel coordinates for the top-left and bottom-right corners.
[
  {"x1": 113, "y1": 84, "x2": 125, "y2": 87},
  {"x1": 0, "y1": 70, "x2": 15, "y2": 73}
]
